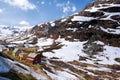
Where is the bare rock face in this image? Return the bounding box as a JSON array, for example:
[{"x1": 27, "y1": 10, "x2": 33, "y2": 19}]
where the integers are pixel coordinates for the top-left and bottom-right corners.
[
  {"x1": 85, "y1": 0, "x2": 120, "y2": 9},
  {"x1": 31, "y1": 0, "x2": 120, "y2": 47},
  {"x1": 100, "y1": 7, "x2": 120, "y2": 12}
]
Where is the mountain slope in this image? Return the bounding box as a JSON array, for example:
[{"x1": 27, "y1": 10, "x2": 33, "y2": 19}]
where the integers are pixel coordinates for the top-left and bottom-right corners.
[
  {"x1": 1, "y1": 0, "x2": 120, "y2": 80},
  {"x1": 31, "y1": 1, "x2": 120, "y2": 47},
  {"x1": 28, "y1": 0, "x2": 120, "y2": 79}
]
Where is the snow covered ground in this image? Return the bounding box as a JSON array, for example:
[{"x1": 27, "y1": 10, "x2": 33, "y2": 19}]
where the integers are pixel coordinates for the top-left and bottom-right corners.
[
  {"x1": 97, "y1": 45, "x2": 120, "y2": 65},
  {"x1": 0, "y1": 57, "x2": 10, "y2": 73},
  {"x1": 100, "y1": 27, "x2": 120, "y2": 34},
  {"x1": 44, "y1": 69, "x2": 79, "y2": 80},
  {"x1": 34, "y1": 38, "x2": 120, "y2": 65},
  {"x1": 0, "y1": 56, "x2": 47, "y2": 80},
  {"x1": 11, "y1": 34, "x2": 120, "y2": 65},
  {"x1": 43, "y1": 38, "x2": 87, "y2": 62}
]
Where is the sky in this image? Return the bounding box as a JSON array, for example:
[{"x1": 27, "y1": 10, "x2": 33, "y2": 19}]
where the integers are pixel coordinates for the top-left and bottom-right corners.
[{"x1": 0, "y1": 0, "x2": 94, "y2": 27}]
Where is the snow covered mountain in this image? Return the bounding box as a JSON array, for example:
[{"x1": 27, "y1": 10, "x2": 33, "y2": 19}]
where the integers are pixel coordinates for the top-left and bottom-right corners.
[
  {"x1": 0, "y1": 25, "x2": 31, "y2": 40},
  {"x1": 0, "y1": 0, "x2": 120, "y2": 80}
]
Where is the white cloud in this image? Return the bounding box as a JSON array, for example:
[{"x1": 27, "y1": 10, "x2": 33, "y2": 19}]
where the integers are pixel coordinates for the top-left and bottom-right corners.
[
  {"x1": 41, "y1": 1, "x2": 45, "y2": 5},
  {"x1": 72, "y1": 6, "x2": 77, "y2": 12},
  {"x1": 0, "y1": 9, "x2": 3, "y2": 13},
  {"x1": 56, "y1": 1, "x2": 77, "y2": 13},
  {"x1": 19, "y1": 20, "x2": 30, "y2": 26},
  {"x1": 0, "y1": 0, "x2": 36, "y2": 10},
  {"x1": 63, "y1": 6, "x2": 70, "y2": 13},
  {"x1": 56, "y1": 3, "x2": 64, "y2": 7}
]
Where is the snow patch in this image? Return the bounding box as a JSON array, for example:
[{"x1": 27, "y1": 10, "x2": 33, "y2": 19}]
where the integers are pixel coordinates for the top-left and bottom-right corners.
[
  {"x1": 44, "y1": 69, "x2": 79, "y2": 80},
  {"x1": 100, "y1": 27, "x2": 120, "y2": 34},
  {"x1": 44, "y1": 39, "x2": 87, "y2": 61},
  {"x1": 61, "y1": 18, "x2": 67, "y2": 22},
  {"x1": 12, "y1": 40, "x2": 27, "y2": 44},
  {"x1": 50, "y1": 22, "x2": 55, "y2": 27},
  {"x1": 86, "y1": 66, "x2": 111, "y2": 72},
  {"x1": 71, "y1": 16, "x2": 96, "y2": 22},
  {"x1": 36, "y1": 38, "x2": 53, "y2": 47},
  {"x1": 93, "y1": 41, "x2": 104, "y2": 45},
  {"x1": 66, "y1": 28, "x2": 78, "y2": 32},
  {"x1": 91, "y1": 45, "x2": 120, "y2": 65}
]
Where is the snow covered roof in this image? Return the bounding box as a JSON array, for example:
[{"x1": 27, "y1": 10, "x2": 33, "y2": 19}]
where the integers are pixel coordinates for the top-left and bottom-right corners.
[{"x1": 28, "y1": 53, "x2": 37, "y2": 58}]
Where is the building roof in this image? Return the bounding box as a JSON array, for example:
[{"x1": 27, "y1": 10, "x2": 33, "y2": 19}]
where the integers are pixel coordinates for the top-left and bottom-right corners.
[{"x1": 27, "y1": 53, "x2": 37, "y2": 58}]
